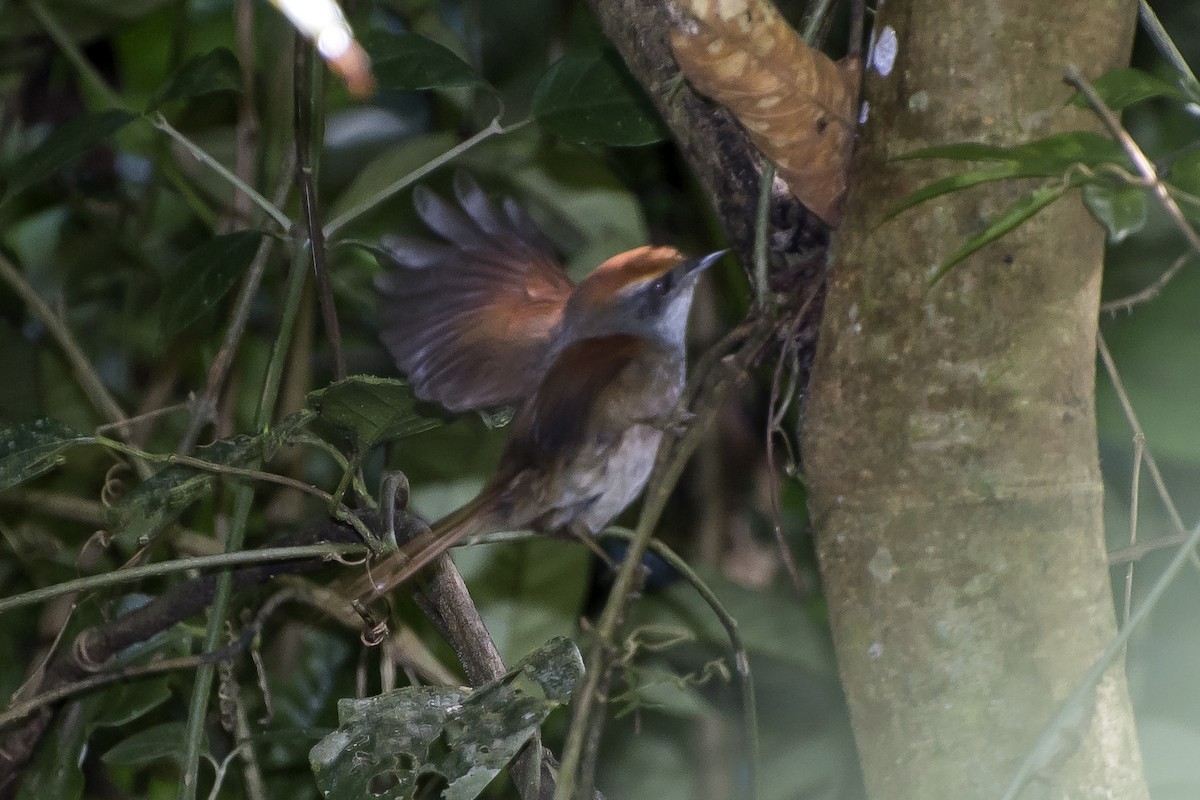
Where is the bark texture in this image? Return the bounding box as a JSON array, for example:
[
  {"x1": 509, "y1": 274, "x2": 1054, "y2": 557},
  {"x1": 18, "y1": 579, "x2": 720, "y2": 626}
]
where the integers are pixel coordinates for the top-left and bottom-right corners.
[{"x1": 801, "y1": 1, "x2": 1146, "y2": 798}]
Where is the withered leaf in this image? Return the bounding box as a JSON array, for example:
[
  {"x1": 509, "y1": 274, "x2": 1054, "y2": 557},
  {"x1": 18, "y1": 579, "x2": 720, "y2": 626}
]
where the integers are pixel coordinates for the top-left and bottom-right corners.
[{"x1": 670, "y1": 0, "x2": 860, "y2": 225}]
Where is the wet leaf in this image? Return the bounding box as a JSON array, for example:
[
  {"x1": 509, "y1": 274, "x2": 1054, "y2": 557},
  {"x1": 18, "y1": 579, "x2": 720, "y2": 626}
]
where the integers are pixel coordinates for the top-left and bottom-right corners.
[
  {"x1": 109, "y1": 436, "x2": 258, "y2": 550},
  {"x1": 310, "y1": 637, "x2": 582, "y2": 800},
  {"x1": 0, "y1": 419, "x2": 92, "y2": 491},
  {"x1": 308, "y1": 375, "x2": 443, "y2": 451},
  {"x1": 533, "y1": 49, "x2": 667, "y2": 147}
]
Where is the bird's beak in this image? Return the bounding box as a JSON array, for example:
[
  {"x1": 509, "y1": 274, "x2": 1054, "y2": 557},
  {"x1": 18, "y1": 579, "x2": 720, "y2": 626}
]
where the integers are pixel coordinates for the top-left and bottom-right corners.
[{"x1": 686, "y1": 249, "x2": 728, "y2": 275}]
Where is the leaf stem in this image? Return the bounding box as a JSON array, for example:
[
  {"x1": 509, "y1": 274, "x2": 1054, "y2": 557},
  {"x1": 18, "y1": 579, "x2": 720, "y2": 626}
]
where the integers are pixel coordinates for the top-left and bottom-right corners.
[
  {"x1": 323, "y1": 116, "x2": 529, "y2": 237},
  {"x1": 154, "y1": 113, "x2": 294, "y2": 233}
]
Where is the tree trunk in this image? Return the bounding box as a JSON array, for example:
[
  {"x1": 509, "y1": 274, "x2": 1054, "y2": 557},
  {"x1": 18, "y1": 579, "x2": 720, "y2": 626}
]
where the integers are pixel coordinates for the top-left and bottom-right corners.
[{"x1": 800, "y1": 1, "x2": 1147, "y2": 798}]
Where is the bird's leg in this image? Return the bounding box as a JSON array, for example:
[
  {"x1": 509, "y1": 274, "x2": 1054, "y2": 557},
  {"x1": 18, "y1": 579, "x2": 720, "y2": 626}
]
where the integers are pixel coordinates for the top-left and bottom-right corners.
[{"x1": 564, "y1": 521, "x2": 620, "y2": 573}]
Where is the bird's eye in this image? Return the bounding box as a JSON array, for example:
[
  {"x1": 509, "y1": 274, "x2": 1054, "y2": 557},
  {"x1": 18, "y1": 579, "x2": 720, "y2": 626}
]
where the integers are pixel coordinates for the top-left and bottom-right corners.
[{"x1": 651, "y1": 272, "x2": 674, "y2": 296}]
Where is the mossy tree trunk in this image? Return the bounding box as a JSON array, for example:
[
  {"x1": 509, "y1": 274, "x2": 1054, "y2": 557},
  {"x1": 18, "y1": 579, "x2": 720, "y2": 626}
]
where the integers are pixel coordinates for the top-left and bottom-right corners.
[{"x1": 801, "y1": 1, "x2": 1148, "y2": 797}]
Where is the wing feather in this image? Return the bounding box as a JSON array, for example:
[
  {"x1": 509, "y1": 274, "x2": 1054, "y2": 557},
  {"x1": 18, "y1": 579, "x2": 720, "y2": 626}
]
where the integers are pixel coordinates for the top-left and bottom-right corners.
[{"x1": 377, "y1": 173, "x2": 573, "y2": 411}]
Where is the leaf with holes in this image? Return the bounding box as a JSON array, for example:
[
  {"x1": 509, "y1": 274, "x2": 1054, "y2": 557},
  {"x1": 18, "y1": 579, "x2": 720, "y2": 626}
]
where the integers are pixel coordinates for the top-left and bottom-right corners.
[
  {"x1": 309, "y1": 637, "x2": 582, "y2": 800},
  {"x1": 308, "y1": 375, "x2": 444, "y2": 451},
  {"x1": 0, "y1": 419, "x2": 92, "y2": 491},
  {"x1": 158, "y1": 231, "x2": 263, "y2": 342},
  {"x1": 108, "y1": 436, "x2": 258, "y2": 550},
  {"x1": 533, "y1": 49, "x2": 667, "y2": 147},
  {"x1": 1, "y1": 109, "x2": 137, "y2": 204}
]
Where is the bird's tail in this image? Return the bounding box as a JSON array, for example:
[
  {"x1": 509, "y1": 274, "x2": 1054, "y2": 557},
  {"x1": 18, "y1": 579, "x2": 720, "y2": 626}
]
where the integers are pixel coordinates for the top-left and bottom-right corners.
[{"x1": 340, "y1": 491, "x2": 499, "y2": 604}]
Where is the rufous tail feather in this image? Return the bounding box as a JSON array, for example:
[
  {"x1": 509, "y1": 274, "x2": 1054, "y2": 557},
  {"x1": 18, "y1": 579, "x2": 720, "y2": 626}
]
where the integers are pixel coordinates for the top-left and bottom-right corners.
[{"x1": 340, "y1": 491, "x2": 498, "y2": 603}]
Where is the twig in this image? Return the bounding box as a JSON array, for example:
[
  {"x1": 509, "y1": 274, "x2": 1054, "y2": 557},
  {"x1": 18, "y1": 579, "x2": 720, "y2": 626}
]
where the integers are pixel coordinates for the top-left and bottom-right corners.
[
  {"x1": 1108, "y1": 532, "x2": 1190, "y2": 565},
  {"x1": 1002, "y1": 514, "x2": 1200, "y2": 800},
  {"x1": 1097, "y1": 335, "x2": 1197, "y2": 562},
  {"x1": 555, "y1": 317, "x2": 774, "y2": 800},
  {"x1": 293, "y1": 36, "x2": 345, "y2": 380},
  {"x1": 154, "y1": 113, "x2": 293, "y2": 233},
  {"x1": 231, "y1": 0, "x2": 262, "y2": 230},
  {"x1": 1123, "y1": 434, "x2": 1143, "y2": 624},
  {"x1": 178, "y1": 227, "x2": 313, "y2": 800},
  {"x1": 1138, "y1": 0, "x2": 1200, "y2": 95},
  {"x1": 0, "y1": 253, "x2": 146, "y2": 471},
  {"x1": 178, "y1": 158, "x2": 295, "y2": 454},
  {"x1": 1099, "y1": 250, "x2": 1193, "y2": 313},
  {"x1": 1065, "y1": 66, "x2": 1200, "y2": 256},
  {"x1": 753, "y1": 162, "x2": 775, "y2": 309},
  {"x1": 323, "y1": 116, "x2": 530, "y2": 238},
  {"x1": 0, "y1": 543, "x2": 367, "y2": 616},
  {"x1": 601, "y1": 529, "x2": 760, "y2": 797}
]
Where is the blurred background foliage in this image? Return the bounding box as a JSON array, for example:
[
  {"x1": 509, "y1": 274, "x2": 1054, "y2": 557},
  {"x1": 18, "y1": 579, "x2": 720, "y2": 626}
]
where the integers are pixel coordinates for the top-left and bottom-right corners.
[{"x1": 0, "y1": 0, "x2": 1196, "y2": 798}]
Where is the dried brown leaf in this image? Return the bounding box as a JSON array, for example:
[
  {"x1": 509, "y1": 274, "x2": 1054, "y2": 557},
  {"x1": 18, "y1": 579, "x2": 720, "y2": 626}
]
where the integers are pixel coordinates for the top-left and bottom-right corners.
[{"x1": 670, "y1": 0, "x2": 859, "y2": 225}]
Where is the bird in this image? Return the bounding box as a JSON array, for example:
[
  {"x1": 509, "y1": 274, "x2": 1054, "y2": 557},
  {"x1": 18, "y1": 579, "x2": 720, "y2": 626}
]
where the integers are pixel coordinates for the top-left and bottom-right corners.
[{"x1": 345, "y1": 172, "x2": 723, "y2": 602}]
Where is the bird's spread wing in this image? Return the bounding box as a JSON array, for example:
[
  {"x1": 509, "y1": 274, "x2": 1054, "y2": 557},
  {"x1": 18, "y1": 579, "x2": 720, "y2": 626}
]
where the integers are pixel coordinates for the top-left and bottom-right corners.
[{"x1": 377, "y1": 172, "x2": 573, "y2": 412}]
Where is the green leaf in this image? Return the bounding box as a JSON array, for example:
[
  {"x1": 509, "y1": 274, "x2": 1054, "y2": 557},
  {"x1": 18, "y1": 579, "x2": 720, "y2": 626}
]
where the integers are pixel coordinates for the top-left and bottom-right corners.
[
  {"x1": 108, "y1": 435, "x2": 258, "y2": 550},
  {"x1": 158, "y1": 231, "x2": 263, "y2": 342},
  {"x1": 146, "y1": 47, "x2": 241, "y2": 111},
  {"x1": 930, "y1": 181, "x2": 1070, "y2": 286},
  {"x1": 368, "y1": 33, "x2": 485, "y2": 91},
  {"x1": 1067, "y1": 67, "x2": 1188, "y2": 111},
  {"x1": 308, "y1": 375, "x2": 444, "y2": 451},
  {"x1": 0, "y1": 419, "x2": 92, "y2": 491},
  {"x1": 1082, "y1": 182, "x2": 1147, "y2": 244},
  {"x1": 889, "y1": 132, "x2": 1124, "y2": 219},
  {"x1": 533, "y1": 49, "x2": 667, "y2": 147},
  {"x1": 89, "y1": 678, "x2": 173, "y2": 732},
  {"x1": 898, "y1": 131, "x2": 1126, "y2": 173},
  {"x1": 1, "y1": 109, "x2": 137, "y2": 204},
  {"x1": 101, "y1": 722, "x2": 196, "y2": 767},
  {"x1": 1168, "y1": 150, "x2": 1200, "y2": 197},
  {"x1": 310, "y1": 638, "x2": 582, "y2": 800},
  {"x1": 887, "y1": 165, "x2": 1025, "y2": 219},
  {"x1": 327, "y1": 132, "x2": 457, "y2": 222}
]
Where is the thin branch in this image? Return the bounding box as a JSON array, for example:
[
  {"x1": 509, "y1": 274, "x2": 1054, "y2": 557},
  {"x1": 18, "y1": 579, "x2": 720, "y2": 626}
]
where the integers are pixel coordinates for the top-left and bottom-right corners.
[
  {"x1": 323, "y1": 116, "x2": 529, "y2": 238},
  {"x1": 0, "y1": 543, "x2": 367, "y2": 616},
  {"x1": 0, "y1": 253, "x2": 147, "y2": 473},
  {"x1": 1100, "y1": 250, "x2": 1193, "y2": 313},
  {"x1": 1002, "y1": 513, "x2": 1200, "y2": 800},
  {"x1": 179, "y1": 226, "x2": 313, "y2": 800},
  {"x1": 294, "y1": 37, "x2": 345, "y2": 380},
  {"x1": 154, "y1": 113, "x2": 293, "y2": 233},
  {"x1": 1138, "y1": 0, "x2": 1200, "y2": 95},
  {"x1": 555, "y1": 317, "x2": 774, "y2": 800},
  {"x1": 178, "y1": 158, "x2": 295, "y2": 454},
  {"x1": 1065, "y1": 66, "x2": 1200, "y2": 256},
  {"x1": 601, "y1": 529, "x2": 760, "y2": 798}
]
